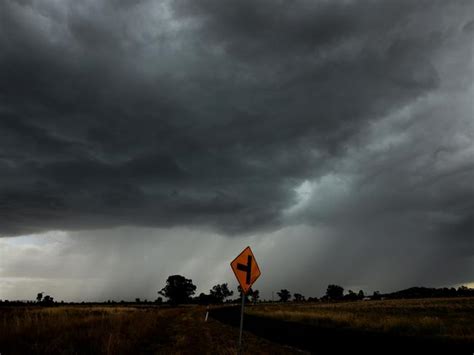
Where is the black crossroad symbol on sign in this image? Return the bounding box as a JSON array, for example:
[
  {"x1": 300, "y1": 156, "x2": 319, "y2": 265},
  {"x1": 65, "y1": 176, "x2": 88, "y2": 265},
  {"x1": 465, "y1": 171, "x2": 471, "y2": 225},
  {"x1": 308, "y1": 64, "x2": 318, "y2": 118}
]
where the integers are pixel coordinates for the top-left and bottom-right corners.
[{"x1": 236, "y1": 255, "x2": 252, "y2": 284}]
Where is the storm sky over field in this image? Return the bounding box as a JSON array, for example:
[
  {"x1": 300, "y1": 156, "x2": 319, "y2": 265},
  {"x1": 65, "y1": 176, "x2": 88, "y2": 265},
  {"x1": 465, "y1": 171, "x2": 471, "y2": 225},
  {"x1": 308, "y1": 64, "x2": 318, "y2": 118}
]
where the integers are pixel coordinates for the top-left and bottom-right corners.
[{"x1": 1, "y1": 0, "x2": 474, "y2": 301}]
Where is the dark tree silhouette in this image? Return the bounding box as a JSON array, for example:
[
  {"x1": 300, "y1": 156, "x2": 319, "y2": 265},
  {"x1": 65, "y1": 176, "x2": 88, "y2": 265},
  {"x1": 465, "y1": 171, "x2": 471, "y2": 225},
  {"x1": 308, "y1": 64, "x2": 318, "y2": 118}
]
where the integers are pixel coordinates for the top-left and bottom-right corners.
[
  {"x1": 197, "y1": 292, "x2": 214, "y2": 305},
  {"x1": 358, "y1": 290, "x2": 365, "y2": 299},
  {"x1": 326, "y1": 285, "x2": 344, "y2": 300},
  {"x1": 345, "y1": 290, "x2": 358, "y2": 301},
  {"x1": 209, "y1": 283, "x2": 234, "y2": 303},
  {"x1": 372, "y1": 291, "x2": 382, "y2": 300},
  {"x1": 42, "y1": 295, "x2": 54, "y2": 305},
  {"x1": 277, "y1": 289, "x2": 291, "y2": 302},
  {"x1": 159, "y1": 275, "x2": 196, "y2": 305},
  {"x1": 293, "y1": 293, "x2": 305, "y2": 302},
  {"x1": 36, "y1": 292, "x2": 44, "y2": 303},
  {"x1": 250, "y1": 289, "x2": 260, "y2": 303},
  {"x1": 385, "y1": 286, "x2": 473, "y2": 299},
  {"x1": 237, "y1": 286, "x2": 250, "y2": 302},
  {"x1": 457, "y1": 286, "x2": 474, "y2": 297}
]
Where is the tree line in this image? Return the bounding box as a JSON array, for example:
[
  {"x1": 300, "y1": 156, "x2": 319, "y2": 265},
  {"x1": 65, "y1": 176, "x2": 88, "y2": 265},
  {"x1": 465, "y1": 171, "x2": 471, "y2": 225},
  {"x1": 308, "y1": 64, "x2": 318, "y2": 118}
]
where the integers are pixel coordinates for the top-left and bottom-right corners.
[
  {"x1": 157, "y1": 277, "x2": 474, "y2": 305},
  {"x1": 1, "y1": 275, "x2": 474, "y2": 306}
]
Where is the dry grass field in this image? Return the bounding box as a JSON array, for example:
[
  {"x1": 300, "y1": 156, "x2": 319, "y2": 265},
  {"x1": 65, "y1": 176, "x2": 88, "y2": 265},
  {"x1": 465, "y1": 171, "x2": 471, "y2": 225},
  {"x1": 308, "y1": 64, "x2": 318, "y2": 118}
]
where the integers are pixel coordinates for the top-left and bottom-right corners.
[
  {"x1": 2, "y1": 298, "x2": 474, "y2": 354},
  {"x1": 247, "y1": 297, "x2": 474, "y2": 342},
  {"x1": 0, "y1": 305, "x2": 299, "y2": 354}
]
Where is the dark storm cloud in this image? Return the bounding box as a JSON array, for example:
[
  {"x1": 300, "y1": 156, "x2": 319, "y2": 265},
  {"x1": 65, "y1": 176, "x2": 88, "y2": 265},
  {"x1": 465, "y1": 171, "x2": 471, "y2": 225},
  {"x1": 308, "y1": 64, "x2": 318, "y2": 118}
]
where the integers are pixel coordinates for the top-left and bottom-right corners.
[{"x1": 0, "y1": 0, "x2": 473, "y2": 246}]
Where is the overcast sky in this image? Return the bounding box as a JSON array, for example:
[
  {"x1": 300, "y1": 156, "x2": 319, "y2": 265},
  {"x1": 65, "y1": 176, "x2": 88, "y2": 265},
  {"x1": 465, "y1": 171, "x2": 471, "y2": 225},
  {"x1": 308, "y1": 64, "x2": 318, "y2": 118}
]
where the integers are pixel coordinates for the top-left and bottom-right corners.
[{"x1": 1, "y1": 0, "x2": 473, "y2": 302}]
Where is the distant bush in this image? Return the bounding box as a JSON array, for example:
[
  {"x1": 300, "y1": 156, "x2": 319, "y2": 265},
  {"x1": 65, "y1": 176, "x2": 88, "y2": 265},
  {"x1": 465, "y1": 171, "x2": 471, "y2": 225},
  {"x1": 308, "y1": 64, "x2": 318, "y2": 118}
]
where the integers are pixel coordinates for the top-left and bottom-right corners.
[
  {"x1": 277, "y1": 289, "x2": 291, "y2": 302},
  {"x1": 159, "y1": 275, "x2": 196, "y2": 305},
  {"x1": 326, "y1": 285, "x2": 344, "y2": 300}
]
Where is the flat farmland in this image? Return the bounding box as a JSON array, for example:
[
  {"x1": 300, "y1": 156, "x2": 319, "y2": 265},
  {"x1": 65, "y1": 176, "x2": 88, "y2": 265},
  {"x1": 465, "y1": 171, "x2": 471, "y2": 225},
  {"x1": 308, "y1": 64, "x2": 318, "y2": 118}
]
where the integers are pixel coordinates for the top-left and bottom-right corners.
[
  {"x1": 247, "y1": 297, "x2": 474, "y2": 341},
  {"x1": 2, "y1": 298, "x2": 474, "y2": 354},
  {"x1": 0, "y1": 305, "x2": 298, "y2": 354},
  {"x1": 211, "y1": 298, "x2": 474, "y2": 354}
]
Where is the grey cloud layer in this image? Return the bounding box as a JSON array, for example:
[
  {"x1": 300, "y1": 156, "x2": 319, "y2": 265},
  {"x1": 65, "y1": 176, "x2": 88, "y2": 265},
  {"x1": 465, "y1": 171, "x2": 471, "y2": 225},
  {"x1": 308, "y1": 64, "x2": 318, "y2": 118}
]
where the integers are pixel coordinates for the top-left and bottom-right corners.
[{"x1": 1, "y1": 0, "x2": 473, "y2": 242}]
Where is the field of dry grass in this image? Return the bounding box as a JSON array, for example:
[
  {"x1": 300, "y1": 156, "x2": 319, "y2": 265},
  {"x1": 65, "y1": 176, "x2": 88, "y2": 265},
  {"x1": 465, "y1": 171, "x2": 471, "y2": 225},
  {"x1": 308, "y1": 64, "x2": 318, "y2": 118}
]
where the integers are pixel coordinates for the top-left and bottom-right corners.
[
  {"x1": 0, "y1": 305, "x2": 300, "y2": 354},
  {"x1": 2, "y1": 298, "x2": 473, "y2": 354},
  {"x1": 246, "y1": 297, "x2": 474, "y2": 342}
]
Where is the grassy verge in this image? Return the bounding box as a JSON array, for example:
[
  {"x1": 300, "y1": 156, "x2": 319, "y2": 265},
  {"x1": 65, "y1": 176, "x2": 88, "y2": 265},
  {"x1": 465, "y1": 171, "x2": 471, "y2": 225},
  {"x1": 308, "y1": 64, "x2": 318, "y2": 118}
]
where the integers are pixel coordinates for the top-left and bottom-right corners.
[
  {"x1": 246, "y1": 297, "x2": 474, "y2": 342},
  {"x1": 0, "y1": 305, "x2": 301, "y2": 354}
]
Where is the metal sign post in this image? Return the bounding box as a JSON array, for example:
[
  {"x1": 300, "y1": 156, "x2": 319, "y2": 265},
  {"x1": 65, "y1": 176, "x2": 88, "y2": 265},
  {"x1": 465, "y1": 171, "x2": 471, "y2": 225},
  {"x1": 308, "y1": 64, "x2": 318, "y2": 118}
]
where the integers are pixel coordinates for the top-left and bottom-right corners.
[
  {"x1": 230, "y1": 246, "x2": 261, "y2": 354},
  {"x1": 238, "y1": 291, "x2": 245, "y2": 353}
]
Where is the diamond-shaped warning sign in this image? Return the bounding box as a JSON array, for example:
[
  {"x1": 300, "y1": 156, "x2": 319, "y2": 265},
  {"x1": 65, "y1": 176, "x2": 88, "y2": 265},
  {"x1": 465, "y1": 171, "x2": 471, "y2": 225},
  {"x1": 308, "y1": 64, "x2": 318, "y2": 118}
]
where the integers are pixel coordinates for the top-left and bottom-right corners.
[{"x1": 230, "y1": 246, "x2": 261, "y2": 294}]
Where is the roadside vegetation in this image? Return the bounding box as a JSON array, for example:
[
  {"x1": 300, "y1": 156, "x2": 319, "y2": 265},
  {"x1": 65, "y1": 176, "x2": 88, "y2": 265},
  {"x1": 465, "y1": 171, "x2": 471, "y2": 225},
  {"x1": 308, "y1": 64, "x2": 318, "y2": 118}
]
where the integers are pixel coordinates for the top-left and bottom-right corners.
[
  {"x1": 2, "y1": 275, "x2": 474, "y2": 353},
  {"x1": 0, "y1": 305, "x2": 298, "y2": 354},
  {"x1": 246, "y1": 297, "x2": 474, "y2": 342}
]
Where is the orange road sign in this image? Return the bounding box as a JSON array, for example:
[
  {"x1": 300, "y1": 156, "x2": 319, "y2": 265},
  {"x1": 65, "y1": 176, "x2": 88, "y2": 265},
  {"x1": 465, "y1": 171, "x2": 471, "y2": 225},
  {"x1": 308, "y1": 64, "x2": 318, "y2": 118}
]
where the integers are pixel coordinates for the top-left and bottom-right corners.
[{"x1": 230, "y1": 246, "x2": 261, "y2": 294}]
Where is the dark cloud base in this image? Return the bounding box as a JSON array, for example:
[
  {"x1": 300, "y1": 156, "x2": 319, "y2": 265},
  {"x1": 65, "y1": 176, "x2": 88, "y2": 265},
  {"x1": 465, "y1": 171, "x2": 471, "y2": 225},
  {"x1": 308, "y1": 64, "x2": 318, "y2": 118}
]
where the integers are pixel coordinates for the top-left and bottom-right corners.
[{"x1": 2, "y1": 0, "x2": 472, "y2": 239}]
